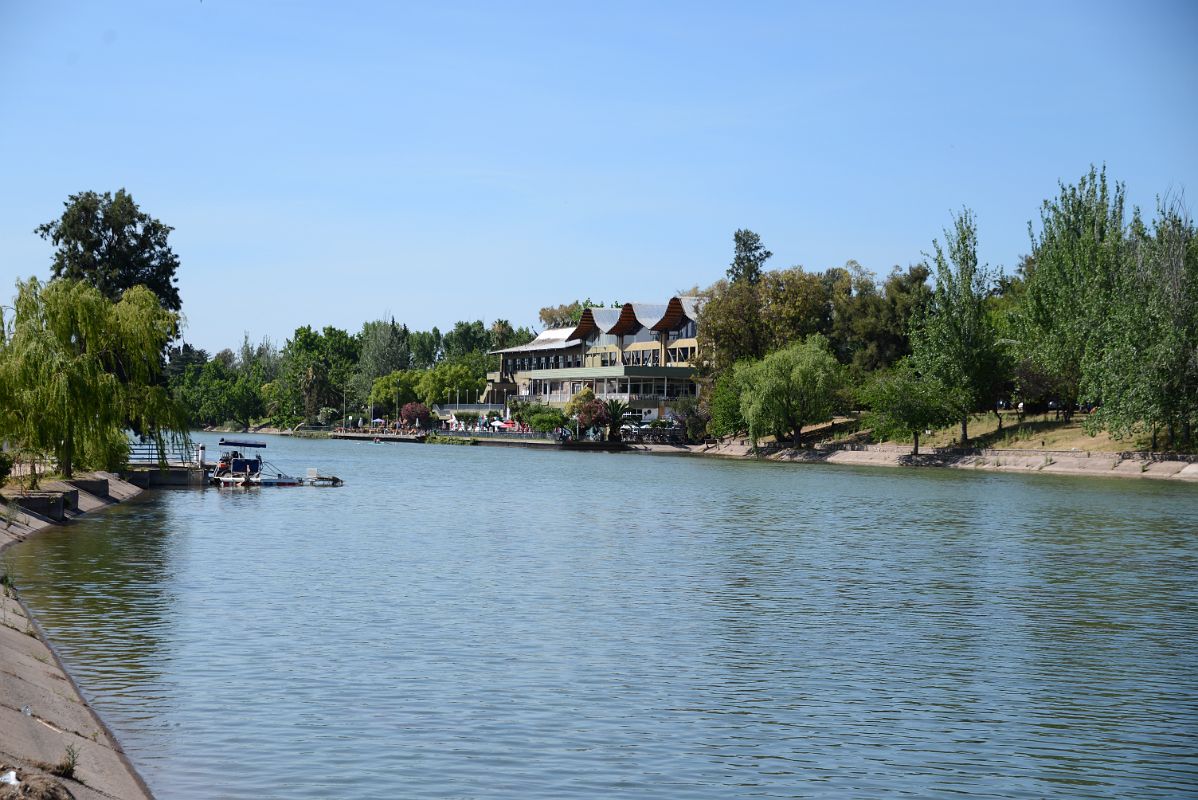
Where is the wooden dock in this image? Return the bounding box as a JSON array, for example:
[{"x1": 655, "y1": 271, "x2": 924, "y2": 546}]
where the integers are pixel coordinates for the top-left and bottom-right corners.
[{"x1": 330, "y1": 431, "x2": 427, "y2": 443}]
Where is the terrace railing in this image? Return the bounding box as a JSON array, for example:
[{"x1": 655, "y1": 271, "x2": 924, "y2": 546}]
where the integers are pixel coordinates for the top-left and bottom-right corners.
[{"x1": 126, "y1": 440, "x2": 203, "y2": 467}]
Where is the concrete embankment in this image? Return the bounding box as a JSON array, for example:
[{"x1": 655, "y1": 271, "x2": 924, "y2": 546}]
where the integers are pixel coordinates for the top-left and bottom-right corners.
[
  {"x1": 0, "y1": 472, "x2": 154, "y2": 800},
  {"x1": 643, "y1": 441, "x2": 1198, "y2": 482}
]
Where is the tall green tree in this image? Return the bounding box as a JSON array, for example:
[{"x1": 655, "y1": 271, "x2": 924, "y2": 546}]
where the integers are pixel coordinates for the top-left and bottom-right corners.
[
  {"x1": 696, "y1": 277, "x2": 769, "y2": 374},
  {"x1": 442, "y1": 320, "x2": 490, "y2": 361},
  {"x1": 36, "y1": 189, "x2": 182, "y2": 311},
  {"x1": 409, "y1": 327, "x2": 442, "y2": 369},
  {"x1": 355, "y1": 319, "x2": 411, "y2": 398},
  {"x1": 727, "y1": 229, "x2": 772, "y2": 284},
  {"x1": 707, "y1": 371, "x2": 746, "y2": 437},
  {"x1": 735, "y1": 334, "x2": 843, "y2": 448},
  {"x1": 1018, "y1": 166, "x2": 1127, "y2": 420},
  {"x1": 911, "y1": 209, "x2": 1001, "y2": 446},
  {"x1": 1090, "y1": 200, "x2": 1198, "y2": 446},
  {"x1": 369, "y1": 370, "x2": 422, "y2": 417},
  {"x1": 278, "y1": 325, "x2": 360, "y2": 423},
  {"x1": 416, "y1": 361, "x2": 484, "y2": 407},
  {"x1": 0, "y1": 279, "x2": 187, "y2": 478}
]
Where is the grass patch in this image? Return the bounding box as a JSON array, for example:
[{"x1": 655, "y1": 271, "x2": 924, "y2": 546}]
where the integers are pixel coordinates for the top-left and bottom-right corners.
[
  {"x1": 37, "y1": 744, "x2": 80, "y2": 780},
  {"x1": 425, "y1": 434, "x2": 477, "y2": 446}
]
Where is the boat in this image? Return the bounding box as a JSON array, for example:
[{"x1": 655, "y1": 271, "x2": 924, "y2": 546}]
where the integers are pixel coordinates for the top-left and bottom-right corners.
[{"x1": 210, "y1": 439, "x2": 344, "y2": 487}]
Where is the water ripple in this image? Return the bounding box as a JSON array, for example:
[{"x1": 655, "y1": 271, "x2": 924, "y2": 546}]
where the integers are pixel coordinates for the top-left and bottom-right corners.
[{"x1": 4, "y1": 437, "x2": 1197, "y2": 799}]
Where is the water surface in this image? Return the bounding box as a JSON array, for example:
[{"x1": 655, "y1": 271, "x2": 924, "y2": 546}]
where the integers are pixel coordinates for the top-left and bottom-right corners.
[{"x1": 6, "y1": 434, "x2": 1197, "y2": 798}]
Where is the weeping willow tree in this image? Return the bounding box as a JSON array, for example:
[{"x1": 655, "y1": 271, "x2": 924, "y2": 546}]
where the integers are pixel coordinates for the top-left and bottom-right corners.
[{"x1": 0, "y1": 278, "x2": 189, "y2": 481}]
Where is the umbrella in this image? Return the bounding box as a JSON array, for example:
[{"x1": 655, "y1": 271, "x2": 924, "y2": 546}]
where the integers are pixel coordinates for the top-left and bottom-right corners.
[{"x1": 372, "y1": 418, "x2": 385, "y2": 424}]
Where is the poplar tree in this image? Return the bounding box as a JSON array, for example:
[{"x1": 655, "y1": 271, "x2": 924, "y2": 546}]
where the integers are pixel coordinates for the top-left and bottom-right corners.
[
  {"x1": 911, "y1": 208, "x2": 999, "y2": 446},
  {"x1": 1019, "y1": 166, "x2": 1126, "y2": 419},
  {"x1": 1089, "y1": 200, "x2": 1198, "y2": 447}
]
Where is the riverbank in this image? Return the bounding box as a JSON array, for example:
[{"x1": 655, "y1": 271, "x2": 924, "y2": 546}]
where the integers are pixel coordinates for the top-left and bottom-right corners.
[
  {"x1": 640, "y1": 440, "x2": 1198, "y2": 482},
  {"x1": 0, "y1": 472, "x2": 154, "y2": 800}
]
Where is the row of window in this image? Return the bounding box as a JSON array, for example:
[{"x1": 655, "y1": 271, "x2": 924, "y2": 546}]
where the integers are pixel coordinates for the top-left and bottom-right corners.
[
  {"x1": 582, "y1": 321, "x2": 697, "y2": 348},
  {"x1": 504, "y1": 342, "x2": 698, "y2": 374}
]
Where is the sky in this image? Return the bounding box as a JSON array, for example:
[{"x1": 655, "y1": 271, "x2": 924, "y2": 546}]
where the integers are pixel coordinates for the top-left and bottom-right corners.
[{"x1": 1, "y1": 1, "x2": 1196, "y2": 353}]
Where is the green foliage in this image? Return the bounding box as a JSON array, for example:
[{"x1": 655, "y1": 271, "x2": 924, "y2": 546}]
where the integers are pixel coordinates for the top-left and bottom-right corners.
[
  {"x1": 355, "y1": 319, "x2": 411, "y2": 399},
  {"x1": 735, "y1": 335, "x2": 843, "y2": 447},
  {"x1": 368, "y1": 370, "x2": 422, "y2": 416},
  {"x1": 696, "y1": 277, "x2": 770, "y2": 373},
  {"x1": 409, "y1": 327, "x2": 442, "y2": 369},
  {"x1": 442, "y1": 320, "x2": 490, "y2": 362},
  {"x1": 489, "y1": 319, "x2": 535, "y2": 351},
  {"x1": 602, "y1": 398, "x2": 628, "y2": 441},
  {"x1": 1087, "y1": 199, "x2": 1198, "y2": 446},
  {"x1": 1019, "y1": 166, "x2": 1126, "y2": 417},
  {"x1": 564, "y1": 387, "x2": 596, "y2": 419},
  {"x1": 668, "y1": 394, "x2": 710, "y2": 442},
  {"x1": 0, "y1": 279, "x2": 188, "y2": 477},
  {"x1": 707, "y1": 371, "x2": 745, "y2": 437},
  {"x1": 36, "y1": 189, "x2": 182, "y2": 311},
  {"x1": 417, "y1": 360, "x2": 485, "y2": 406},
  {"x1": 727, "y1": 228, "x2": 772, "y2": 284},
  {"x1": 0, "y1": 450, "x2": 12, "y2": 484},
  {"x1": 861, "y1": 360, "x2": 958, "y2": 454},
  {"x1": 699, "y1": 259, "x2": 929, "y2": 377},
  {"x1": 528, "y1": 407, "x2": 568, "y2": 433},
  {"x1": 278, "y1": 325, "x2": 360, "y2": 422},
  {"x1": 172, "y1": 357, "x2": 264, "y2": 428},
  {"x1": 538, "y1": 299, "x2": 602, "y2": 329},
  {"x1": 910, "y1": 208, "x2": 1001, "y2": 445}
]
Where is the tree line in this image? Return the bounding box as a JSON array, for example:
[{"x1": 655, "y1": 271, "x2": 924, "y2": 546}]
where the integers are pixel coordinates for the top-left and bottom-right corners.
[
  {"x1": 168, "y1": 315, "x2": 537, "y2": 430},
  {"x1": 695, "y1": 167, "x2": 1198, "y2": 452},
  {"x1": 3, "y1": 167, "x2": 1194, "y2": 485}
]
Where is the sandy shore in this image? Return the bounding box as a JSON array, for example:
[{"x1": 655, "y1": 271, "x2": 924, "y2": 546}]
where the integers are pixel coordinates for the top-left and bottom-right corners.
[
  {"x1": 0, "y1": 472, "x2": 154, "y2": 800},
  {"x1": 641, "y1": 441, "x2": 1198, "y2": 482}
]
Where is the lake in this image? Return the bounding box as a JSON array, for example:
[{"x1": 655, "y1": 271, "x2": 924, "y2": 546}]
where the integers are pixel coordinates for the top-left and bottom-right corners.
[{"x1": 5, "y1": 433, "x2": 1197, "y2": 798}]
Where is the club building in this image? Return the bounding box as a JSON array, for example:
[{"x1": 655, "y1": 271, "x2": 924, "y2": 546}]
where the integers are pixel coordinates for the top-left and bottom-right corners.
[{"x1": 483, "y1": 297, "x2": 702, "y2": 421}]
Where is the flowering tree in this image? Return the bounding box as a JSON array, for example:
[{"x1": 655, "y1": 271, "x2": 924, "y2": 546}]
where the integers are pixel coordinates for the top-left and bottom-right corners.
[
  {"x1": 400, "y1": 401, "x2": 431, "y2": 427},
  {"x1": 576, "y1": 399, "x2": 609, "y2": 431}
]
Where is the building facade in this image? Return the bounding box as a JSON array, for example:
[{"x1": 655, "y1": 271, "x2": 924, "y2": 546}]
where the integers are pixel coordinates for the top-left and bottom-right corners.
[{"x1": 484, "y1": 297, "x2": 701, "y2": 420}]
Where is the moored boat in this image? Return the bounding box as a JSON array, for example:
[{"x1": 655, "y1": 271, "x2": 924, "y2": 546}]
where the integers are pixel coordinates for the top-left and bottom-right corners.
[{"x1": 210, "y1": 439, "x2": 343, "y2": 487}]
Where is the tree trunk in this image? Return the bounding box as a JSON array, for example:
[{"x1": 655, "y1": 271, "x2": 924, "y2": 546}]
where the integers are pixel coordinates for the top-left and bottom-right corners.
[
  {"x1": 793, "y1": 425, "x2": 802, "y2": 449},
  {"x1": 912, "y1": 429, "x2": 920, "y2": 456},
  {"x1": 960, "y1": 416, "x2": 969, "y2": 448},
  {"x1": 62, "y1": 418, "x2": 74, "y2": 479}
]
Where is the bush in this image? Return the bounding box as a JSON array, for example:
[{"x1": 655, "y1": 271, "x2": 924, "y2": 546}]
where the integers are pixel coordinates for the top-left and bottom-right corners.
[
  {"x1": 529, "y1": 409, "x2": 568, "y2": 433},
  {"x1": 0, "y1": 450, "x2": 12, "y2": 485}
]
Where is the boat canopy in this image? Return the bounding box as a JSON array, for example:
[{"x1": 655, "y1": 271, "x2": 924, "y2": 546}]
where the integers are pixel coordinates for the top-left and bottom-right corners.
[{"x1": 218, "y1": 439, "x2": 267, "y2": 448}]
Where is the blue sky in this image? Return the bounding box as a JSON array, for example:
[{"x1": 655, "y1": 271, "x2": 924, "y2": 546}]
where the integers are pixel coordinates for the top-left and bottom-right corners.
[{"x1": 2, "y1": 1, "x2": 1195, "y2": 353}]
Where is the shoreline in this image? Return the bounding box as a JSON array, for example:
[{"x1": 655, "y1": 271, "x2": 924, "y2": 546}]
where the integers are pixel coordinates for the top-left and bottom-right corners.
[
  {"x1": 0, "y1": 472, "x2": 155, "y2": 800},
  {"x1": 637, "y1": 441, "x2": 1198, "y2": 482}
]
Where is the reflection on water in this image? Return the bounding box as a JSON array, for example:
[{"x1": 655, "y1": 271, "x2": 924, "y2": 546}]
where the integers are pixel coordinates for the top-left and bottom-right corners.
[{"x1": 5, "y1": 434, "x2": 1197, "y2": 799}]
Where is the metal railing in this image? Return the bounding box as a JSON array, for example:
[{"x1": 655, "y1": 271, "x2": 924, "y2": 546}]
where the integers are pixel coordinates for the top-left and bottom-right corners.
[
  {"x1": 126, "y1": 441, "x2": 203, "y2": 467},
  {"x1": 435, "y1": 429, "x2": 554, "y2": 441}
]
